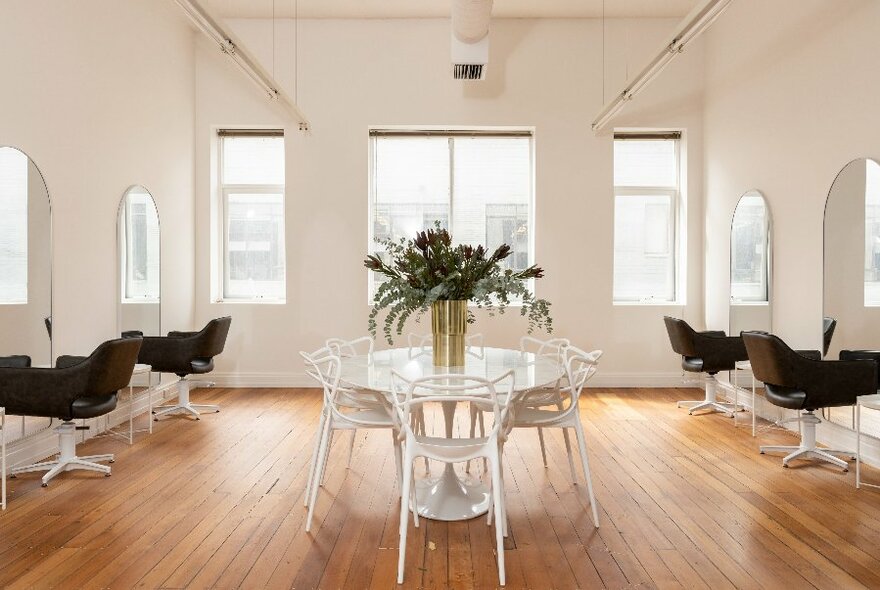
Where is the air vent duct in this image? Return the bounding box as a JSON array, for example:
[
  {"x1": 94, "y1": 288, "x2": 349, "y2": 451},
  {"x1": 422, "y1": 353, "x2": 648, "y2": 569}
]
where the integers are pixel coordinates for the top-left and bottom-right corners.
[
  {"x1": 451, "y1": 0, "x2": 492, "y2": 81},
  {"x1": 454, "y1": 64, "x2": 485, "y2": 80}
]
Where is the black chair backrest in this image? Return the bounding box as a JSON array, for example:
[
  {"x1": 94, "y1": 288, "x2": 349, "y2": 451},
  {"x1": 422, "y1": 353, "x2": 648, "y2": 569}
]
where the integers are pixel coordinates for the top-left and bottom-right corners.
[
  {"x1": 84, "y1": 338, "x2": 143, "y2": 396},
  {"x1": 823, "y1": 316, "x2": 836, "y2": 357},
  {"x1": 194, "y1": 316, "x2": 232, "y2": 359},
  {"x1": 741, "y1": 332, "x2": 792, "y2": 388},
  {"x1": 664, "y1": 316, "x2": 698, "y2": 357},
  {"x1": 0, "y1": 355, "x2": 31, "y2": 368}
]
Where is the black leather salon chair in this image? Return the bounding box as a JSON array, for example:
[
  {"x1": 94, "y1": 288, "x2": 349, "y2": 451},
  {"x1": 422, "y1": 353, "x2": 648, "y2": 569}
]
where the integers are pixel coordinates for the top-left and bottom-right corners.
[
  {"x1": 0, "y1": 355, "x2": 32, "y2": 368},
  {"x1": 664, "y1": 316, "x2": 749, "y2": 416},
  {"x1": 137, "y1": 316, "x2": 231, "y2": 420},
  {"x1": 743, "y1": 331, "x2": 875, "y2": 470},
  {"x1": 0, "y1": 338, "x2": 141, "y2": 486}
]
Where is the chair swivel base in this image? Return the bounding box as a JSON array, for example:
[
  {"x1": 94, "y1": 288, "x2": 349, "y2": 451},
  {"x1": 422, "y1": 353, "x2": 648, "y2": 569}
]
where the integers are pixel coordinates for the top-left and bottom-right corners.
[
  {"x1": 153, "y1": 378, "x2": 219, "y2": 421},
  {"x1": 759, "y1": 411, "x2": 853, "y2": 471},
  {"x1": 677, "y1": 374, "x2": 738, "y2": 416},
  {"x1": 9, "y1": 422, "x2": 113, "y2": 486}
]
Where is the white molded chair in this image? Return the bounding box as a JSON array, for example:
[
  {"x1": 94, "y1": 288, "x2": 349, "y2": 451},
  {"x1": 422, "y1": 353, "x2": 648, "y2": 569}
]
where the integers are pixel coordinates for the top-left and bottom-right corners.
[
  {"x1": 301, "y1": 347, "x2": 399, "y2": 532},
  {"x1": 511, "y1": 346, "x2": 602, "y2": 528},
  {"x1": 325, "y1": 336, "x2": 387, "y2": 469},
  {"x1": 390, "y1": 369, "x2": 515, "y2": 586},
  {"x1": 469, "y1": 336, "x2": 570, "y2": 471}
]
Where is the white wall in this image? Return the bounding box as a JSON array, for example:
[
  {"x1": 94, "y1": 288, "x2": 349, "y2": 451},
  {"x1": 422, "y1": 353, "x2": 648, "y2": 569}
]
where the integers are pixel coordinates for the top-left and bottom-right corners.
[
  {"x1": 703, "y1": 0, "x2": 880, "y2": 348},
  {"x1": 0, "y1": 0, "x2": 197, "y2": 359},
  {"x1": 194, "y1": 17, "x2": 706, "y2": 386}
]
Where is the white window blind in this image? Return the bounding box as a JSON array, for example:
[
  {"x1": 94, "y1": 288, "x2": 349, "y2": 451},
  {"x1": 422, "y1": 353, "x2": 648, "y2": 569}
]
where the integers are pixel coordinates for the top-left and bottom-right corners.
[
  {"x1": 218, "y1": 132, "x2": 286, "y2": 301},
  {"x1": 730, "y1": 195, "x2": 769, "y2": 303},
  {"x1": 613, "y1": 134, "x2": 681, "y2": 303},
  {"x1": 123, "y1": 189, "x2": 160, "y2": 301},
  {"x1": 370, "y1": 131, "x2": 533, "y2": 294},
  {"x1": 0, "y1": 147, "x2": 28, "y2": 304}
]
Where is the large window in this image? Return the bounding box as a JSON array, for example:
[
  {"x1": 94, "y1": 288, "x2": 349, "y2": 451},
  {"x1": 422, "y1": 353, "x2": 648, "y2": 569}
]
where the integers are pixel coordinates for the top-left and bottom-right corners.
[
  {"x1": 613, "y1": 132, "x2": 682, "y2": 303},
  {"x1": 218, "y1": 130, "x2": 285, "y2": 302},
  {"x1": 0, "y1": 147, "x2": 28, "y2": 304},
  {"x1": 369, "y1": 130, "x2": 534, "y2": 293}
]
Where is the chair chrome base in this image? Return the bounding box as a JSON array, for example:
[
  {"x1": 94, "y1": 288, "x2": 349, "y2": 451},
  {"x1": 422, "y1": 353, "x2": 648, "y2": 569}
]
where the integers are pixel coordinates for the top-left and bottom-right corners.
[
  {"x1": 677, "y1": 375, "x2": 737, "y2": 416},
  {"x1": 759, "y1": 411, "x2": 852, "y2": 471},
  {"x1": 9, "y1": 422, "x2": 113, "y2": 486},
  {"x1": 153, "y1": 378, "x2": 219, "y2": 421}
]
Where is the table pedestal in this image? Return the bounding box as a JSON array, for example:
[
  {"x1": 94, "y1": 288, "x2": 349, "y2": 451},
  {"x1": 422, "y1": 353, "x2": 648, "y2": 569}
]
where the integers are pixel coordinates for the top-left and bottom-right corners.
[{"x1": 414, "y1": 400, "x2": 490, "y2": 521}]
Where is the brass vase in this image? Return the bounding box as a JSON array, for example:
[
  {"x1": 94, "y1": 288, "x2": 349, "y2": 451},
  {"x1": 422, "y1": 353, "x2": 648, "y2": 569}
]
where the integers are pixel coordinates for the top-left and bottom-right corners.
[{"x1": 431, "y1": 300, "x2": 467, "y2": 366}]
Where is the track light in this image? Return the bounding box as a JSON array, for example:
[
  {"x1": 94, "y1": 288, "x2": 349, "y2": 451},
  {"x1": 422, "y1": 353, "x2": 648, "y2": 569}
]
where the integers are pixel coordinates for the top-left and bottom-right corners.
[
  {"x1": 174, "y1": 0, "x2": 310, "y2": 131},
  {"x1": 592, "y1": 0, "x2": 733, "y2": 132}
]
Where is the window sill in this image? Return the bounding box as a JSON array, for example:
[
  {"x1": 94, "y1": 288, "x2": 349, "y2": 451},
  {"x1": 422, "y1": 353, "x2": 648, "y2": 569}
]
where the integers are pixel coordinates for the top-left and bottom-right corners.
[
  {"x1": 613, "y1": 300, "x2": 685, "y2": 307},
  {"x1": 212, "y1": 299, "x2": 287, "y2": 305},
  {"x1": 122, "y1": 299, "x2": 159, "y2": 304}
]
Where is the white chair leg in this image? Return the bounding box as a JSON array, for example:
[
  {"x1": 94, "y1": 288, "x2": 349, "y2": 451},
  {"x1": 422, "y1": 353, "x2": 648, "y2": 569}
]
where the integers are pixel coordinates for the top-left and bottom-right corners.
[
  {"x1": 538, "y1": 428, "x2": 548, "y2": 467},
  {"x1": 347, "y1": 431, "x2": 356, "y2": 468},
  {"x1": 397, "y1": 449, "x2": 414, "y2": 584},
  {"x1": 306, "y1": 422, "x2": 331, "y2": 533},
  {"x1": 467, "y1": 406, "x2": 477, "y2": 474},
  {"x1": 320, "y1": 430, "x2": 335, "y2": 486},
  {"x1": 490, "y1": 453, "x2": 506, "y2": 586},
  {"x1": 857, "y1": 404, "x2": 862, "y2": 488},
  {"x1": 479, "y1": 412, "x2": 487, "y2": 472},
  {"x1": 575, "y1": 422, "x2": 600, "y2": 528},
  {"x1": 562, "y1": 428, "x2": 577, "y2": 484},
  {"x1": 304, "y1": 411, "x2": 327, "y2": 507},
  {"x1": 393, "y1": 433, "x2": 403, "y2": 498}
]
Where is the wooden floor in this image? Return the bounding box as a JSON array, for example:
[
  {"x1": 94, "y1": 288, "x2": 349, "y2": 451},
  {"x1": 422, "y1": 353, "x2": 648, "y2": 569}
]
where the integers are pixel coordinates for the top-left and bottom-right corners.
[{"x1": 2, "y1": 387, "x2": 880, "y2": 589}]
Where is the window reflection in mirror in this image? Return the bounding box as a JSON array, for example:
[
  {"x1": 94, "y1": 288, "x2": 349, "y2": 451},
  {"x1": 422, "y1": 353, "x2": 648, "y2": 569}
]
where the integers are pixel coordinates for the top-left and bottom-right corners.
[
  {"x1": 0, "y1": 146, "x2": 53, "y2": 441},
  {"x1": 824, "y1": 158, "x2": 880, "y2": 435},
  {"x1": 730, "y1": 191, "x2": 771, "y2": 337},
  {"x1": 118, "y1": 185, "x2": 160, "y2": 338}
]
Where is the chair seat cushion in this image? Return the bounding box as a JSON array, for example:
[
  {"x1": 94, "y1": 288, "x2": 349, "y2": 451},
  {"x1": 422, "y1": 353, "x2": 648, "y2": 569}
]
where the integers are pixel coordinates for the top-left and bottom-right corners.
[
  {"x1": 190, "y1": 358, "x2": 214, "y2": 374},
  {"x1": 71, "y1": 394, "x2": 117, "y2": 419},
  {"x1": 682, "y1": 357, "x2": 704, "y2": 372},
  {"x1": 764, "y1": 384, "x2": 807, "y2": 411}
]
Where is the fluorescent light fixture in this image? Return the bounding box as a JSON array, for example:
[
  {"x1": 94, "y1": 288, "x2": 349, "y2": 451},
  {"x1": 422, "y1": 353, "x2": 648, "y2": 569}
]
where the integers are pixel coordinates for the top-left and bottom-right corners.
[
  {"x1": 592, "y1": 0, "x2": 733, "y2": 132},
  {"x1": 174, "y1": 0, "x2": 311, "y2": 131}
]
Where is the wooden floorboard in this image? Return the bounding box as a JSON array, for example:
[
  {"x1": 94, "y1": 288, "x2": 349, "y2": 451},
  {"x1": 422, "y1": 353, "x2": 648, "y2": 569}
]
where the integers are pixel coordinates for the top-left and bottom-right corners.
[{"x1": 1, "y1": 387, "x2": 880, "y2": 589}]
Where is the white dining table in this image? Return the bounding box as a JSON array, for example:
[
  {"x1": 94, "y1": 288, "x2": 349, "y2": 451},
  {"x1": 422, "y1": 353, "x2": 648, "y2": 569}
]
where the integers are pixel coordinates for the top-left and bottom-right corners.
[{"x1": 339, "y1": 346, "x2": 565, "y2": 521}]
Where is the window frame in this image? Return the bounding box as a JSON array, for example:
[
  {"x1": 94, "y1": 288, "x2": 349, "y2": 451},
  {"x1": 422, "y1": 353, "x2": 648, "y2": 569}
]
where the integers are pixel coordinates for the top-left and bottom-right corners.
[
  {"x1": 612, "y1": 133, "x2": 683, "y2": 305},
  {"x1": 216, "y1": 130, "x2": 286, "y2": 304},
  {"x1": 366, "y1": 128, "x2": 536, "y2": 303}
]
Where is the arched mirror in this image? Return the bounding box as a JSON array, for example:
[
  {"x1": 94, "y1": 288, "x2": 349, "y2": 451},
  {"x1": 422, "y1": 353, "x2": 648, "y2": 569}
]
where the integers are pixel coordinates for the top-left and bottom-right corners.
[
  {"x1": 0, "y1": 146, "x2": 52, "y2": 365},
  {"x1": 730, "y1": 190, "x2": 771, "y2": 335},
  {"x1": 118, "y1": 185, "x2": 160, "y2": 338},
  {"x1": 823, "y1": 158, "x2": 880, "y2": 433}
]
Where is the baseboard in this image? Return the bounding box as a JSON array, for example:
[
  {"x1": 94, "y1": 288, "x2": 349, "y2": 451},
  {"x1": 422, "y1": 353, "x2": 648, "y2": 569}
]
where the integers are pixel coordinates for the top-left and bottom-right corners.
[
  {"x1": 713, "y1": 379, "x2": 880, "y2": 472},
  {"x1": 587, "y1": 372, "x2": 688, "y2": 388},
  {"x1": 4, "y1": 383, "x2": 180, "y2": 469},
  {"x1": 208, "y1": 372, "x2": 314, "y2": 388}
]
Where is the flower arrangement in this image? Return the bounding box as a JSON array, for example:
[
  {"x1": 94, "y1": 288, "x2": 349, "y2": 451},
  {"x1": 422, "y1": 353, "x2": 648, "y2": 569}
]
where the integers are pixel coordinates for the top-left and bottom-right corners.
[{"x1": 364, "y1": 223, "x2": 553, "y2": 344}]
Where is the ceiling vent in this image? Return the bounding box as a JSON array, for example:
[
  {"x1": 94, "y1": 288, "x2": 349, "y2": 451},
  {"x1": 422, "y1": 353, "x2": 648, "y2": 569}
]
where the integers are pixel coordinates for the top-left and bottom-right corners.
[{"x1": 451, "y1": 0, "x2": 493, "y2": 81}]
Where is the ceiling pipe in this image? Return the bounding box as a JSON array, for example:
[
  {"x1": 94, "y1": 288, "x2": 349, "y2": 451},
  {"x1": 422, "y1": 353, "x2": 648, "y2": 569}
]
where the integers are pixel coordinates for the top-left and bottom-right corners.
[
  {"x1": 452, "y1": 0, "x2": 494, "y2": 43},
  {"x1": 591, "y1": 0, "x2": 733, "y2": 133}
]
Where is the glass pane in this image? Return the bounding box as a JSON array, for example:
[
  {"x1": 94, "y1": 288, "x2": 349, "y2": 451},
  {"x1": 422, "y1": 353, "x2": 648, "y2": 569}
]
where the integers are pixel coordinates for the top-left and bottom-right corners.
[
  {"x1": 614, "y1": 139, "x2": 677, "y2": 188},
  {"x1": 125, "y1": 189, "x2": 160, "y2": 300},
  {"x1": 0, "y1": 147, "x2": 28, "y2": 303},
  {"x1": 226, "y1": 192, "x2": 285, "y2": 299},
  {"x1": 731, "y1": 195, "x2": 768, "y2": 302},
  {"x1": 613, "y1": 194, "x2": 675, "y2": 301},
  {"x1": 865, "y1": 160, "x2": 880, "y2": 304},
  {"x1": 453, "y1": 137, "x2": 531, "y2": 271},
  {"x1": 222, "y1": 136, "x2": 285, "y2": 185}
]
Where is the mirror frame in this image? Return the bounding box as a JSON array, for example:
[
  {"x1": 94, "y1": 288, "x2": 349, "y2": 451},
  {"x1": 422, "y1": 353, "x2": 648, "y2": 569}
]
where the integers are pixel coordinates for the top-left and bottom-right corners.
[
  {"x1": 117, "y1": 184, "x2": 160, "y2": 338},
  {"x1": 729, "y1": 189, "x2": 772, "y2": 335},
  {"x1": 0, "y1": 144, "x2": 53, "y2": 364}
]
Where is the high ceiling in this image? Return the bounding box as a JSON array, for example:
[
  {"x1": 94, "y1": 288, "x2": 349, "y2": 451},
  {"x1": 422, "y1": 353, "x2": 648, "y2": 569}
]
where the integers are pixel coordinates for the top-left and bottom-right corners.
[{"x1": 202, "y1": 0, "x2": 700, "y2": 20}]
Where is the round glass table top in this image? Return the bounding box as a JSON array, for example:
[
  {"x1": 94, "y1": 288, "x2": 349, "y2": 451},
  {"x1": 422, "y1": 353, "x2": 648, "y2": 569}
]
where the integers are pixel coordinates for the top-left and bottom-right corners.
[{"x1": 339, "y1": 346, "x2": 564, "y2": 393}]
